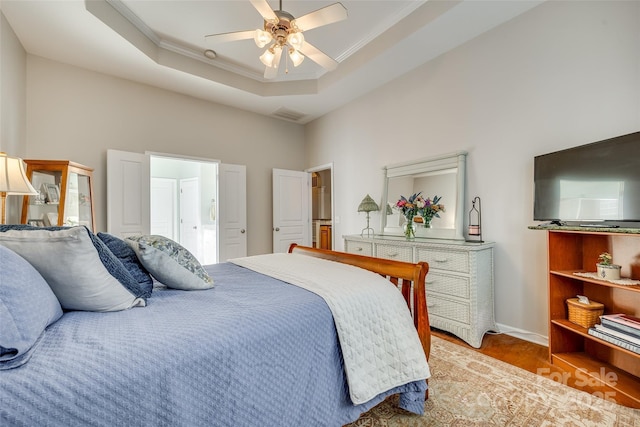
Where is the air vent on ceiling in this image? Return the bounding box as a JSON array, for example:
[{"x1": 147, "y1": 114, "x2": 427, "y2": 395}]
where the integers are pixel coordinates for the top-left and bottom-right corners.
[{"x1": 272, "y1": 108, "x2": 307, "y2": 122}]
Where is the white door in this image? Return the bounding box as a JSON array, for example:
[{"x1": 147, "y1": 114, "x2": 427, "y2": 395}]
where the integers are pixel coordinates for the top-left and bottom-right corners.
[
  {"x1": 179, "y1": 177, "x2": 201, "y2": 261},
  {"x1": 150, "y1": 177, "x2": 177, "y2": 239},
  {"x1": 218, "y1": 164, "x2": 247, "y2": 262},
  {"x1": 107, "y1": 150, "x2": 150, "y2": 237},
  {"x1": 272, "y1": 169, "x2": 311, "y2": 253}
]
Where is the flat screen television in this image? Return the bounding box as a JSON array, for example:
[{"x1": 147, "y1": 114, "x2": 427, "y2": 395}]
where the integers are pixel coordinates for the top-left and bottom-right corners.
[{"x1": 534, "y1": 131, "x2": 640, "y2": 225}]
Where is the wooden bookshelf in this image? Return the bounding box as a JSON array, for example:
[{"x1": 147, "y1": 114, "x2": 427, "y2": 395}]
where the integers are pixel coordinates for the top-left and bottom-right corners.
[{"x1": 546, "y1": 229, "x2": 640, "y2": 409}]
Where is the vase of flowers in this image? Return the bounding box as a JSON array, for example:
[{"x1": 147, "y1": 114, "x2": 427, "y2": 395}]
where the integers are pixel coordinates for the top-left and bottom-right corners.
[
  {"x1": 403, "y1": 220, "x2": 416, "y2": 240},
  {"x1": 394, "y1": 192, "x2": 423, "y2": 240},
  {"x1": 418, "y1": 195, "x2": 445, "y2": 228},
  {"x1": 596, "y1": 252, "x2": 621, "y2": 280}
]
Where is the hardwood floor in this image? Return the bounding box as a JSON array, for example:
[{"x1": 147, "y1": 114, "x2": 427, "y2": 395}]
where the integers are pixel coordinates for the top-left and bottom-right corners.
[{"x1": 431, "y1": 328, "x2": 552, "y2": 376}]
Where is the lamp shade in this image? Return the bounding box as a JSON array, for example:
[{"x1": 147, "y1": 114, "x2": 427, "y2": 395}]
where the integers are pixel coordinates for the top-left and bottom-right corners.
[
  {"x1": 386, "y1": 203, "x2": 393, "y2": 215},
  {"x1": 288, "y1": 48, "x2": 305, "y2": 67},
  {"x1": 357, "y1": 194, "x2": 379, "y2": 213},
  {"x1": 254, "y1": 29, "x2": 272, "y2": 48},
  {"x1": 287, "y1": 32, "x2": 304, "y2": 51},
  {"x1": 259, "y1": 48, "x2": 276, "y2": 67},
  {"x1": 0, "y1": 153, "x2": 37, "y2": 195}
]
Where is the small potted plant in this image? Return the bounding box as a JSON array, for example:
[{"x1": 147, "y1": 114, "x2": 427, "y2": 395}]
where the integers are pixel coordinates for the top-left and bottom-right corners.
[{"x1": 596, "y1": 252, "x2": 621, "y2": 280}]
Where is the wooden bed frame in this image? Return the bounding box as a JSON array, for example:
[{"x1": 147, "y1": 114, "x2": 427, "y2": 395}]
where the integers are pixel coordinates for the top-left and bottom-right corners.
[{"x1": 288, "y1": 244, "x2": 431, "y2": 361}]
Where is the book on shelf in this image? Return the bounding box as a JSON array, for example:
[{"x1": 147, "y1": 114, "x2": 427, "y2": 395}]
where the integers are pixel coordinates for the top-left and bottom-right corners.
[
  {"x1": 600, "y1": 314, "x2": 640, "y2": 339},
  {"x1": 616, "y1": 313, "x2": 640, "y2": 326},
  {"x1": 588, "y1": 327, "x2": 640, "y2": 355},
  {"x1": 594, "y1": 324, "x2": 640, "y2": 346}
]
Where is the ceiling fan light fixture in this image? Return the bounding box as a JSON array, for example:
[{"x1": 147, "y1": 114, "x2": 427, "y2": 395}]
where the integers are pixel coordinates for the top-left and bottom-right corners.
[
  {"x1": 205, "y1": 0, "x2": 348, "y2": 78},
  {"x1": 254, "y1": 29, "x2": 272, "y2": 48},
  {"x1": 259, "y1": 47, "x2": 276, "y2": 67},
  {"x1": 289, "y1": 48, "x2": 304, "y2": 67},
  {"x1": 287, "y1": 31, "x2": 304, "y2": 51}
]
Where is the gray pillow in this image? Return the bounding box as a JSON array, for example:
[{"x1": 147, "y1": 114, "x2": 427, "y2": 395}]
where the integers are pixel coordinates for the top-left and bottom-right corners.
[
  {"x1": 0, "y1": 245, "x2": 63, "y2": 369},
  {"x1": 0, "y1": 227, "x2": 146, "y2": 312},
  {"x1": 126, "y1": 235, "x2": 214, "y2": 290},
  {"x1": 0, "y1": 225, "x2": 147, "y2": 301},
  {"x1": 97, "y1": 232, "x2": 153, "y2": 298}
]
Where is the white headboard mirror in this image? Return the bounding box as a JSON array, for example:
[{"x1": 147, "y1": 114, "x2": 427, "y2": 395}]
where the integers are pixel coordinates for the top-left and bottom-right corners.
[{"x1": 381, "y1": 151, "x2": 467, "y2": 240}]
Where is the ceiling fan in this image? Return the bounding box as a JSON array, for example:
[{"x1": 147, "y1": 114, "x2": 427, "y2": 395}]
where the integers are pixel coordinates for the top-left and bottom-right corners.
[{"x1": 205, "y1": 0, "x2": 348, "y2": 79}]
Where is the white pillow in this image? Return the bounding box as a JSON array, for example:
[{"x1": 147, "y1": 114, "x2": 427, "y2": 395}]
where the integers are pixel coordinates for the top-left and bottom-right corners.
[
  {"x1": 126, "y1": 235, "x2": 214, "y2": 290},
  {"x1": 0, "y1": 227, "x2": 145, "y2": 312}
]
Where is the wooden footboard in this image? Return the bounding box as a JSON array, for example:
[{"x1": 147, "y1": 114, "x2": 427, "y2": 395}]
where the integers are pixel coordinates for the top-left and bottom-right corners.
[{"x1": 288, "y1": 244, "x2": 431, "y2": 361}]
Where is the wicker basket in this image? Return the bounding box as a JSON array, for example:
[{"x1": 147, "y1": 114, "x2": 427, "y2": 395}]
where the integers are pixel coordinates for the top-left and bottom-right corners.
[{"x1": 567, "y1": 298, "x2": 604, "y2": 328}]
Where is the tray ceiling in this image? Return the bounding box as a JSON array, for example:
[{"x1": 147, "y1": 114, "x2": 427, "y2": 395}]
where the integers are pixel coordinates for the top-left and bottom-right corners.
[{"x1": 1, "y1": 0, "x2": 543, "y2": 123}]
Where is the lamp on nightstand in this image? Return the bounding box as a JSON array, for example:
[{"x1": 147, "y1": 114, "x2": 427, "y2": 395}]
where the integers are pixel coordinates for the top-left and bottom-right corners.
[
  {"x1": 358, "y1": 194, "x2": 379, "y2": 237},
  {"x1": 0, "y1": 153, "x2": 38, "y2": 224}
]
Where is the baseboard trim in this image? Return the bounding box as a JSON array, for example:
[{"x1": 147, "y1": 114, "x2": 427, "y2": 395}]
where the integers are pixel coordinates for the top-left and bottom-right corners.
[{"x1": 494, "y1": 323, "x2": 548, "y2": 347}]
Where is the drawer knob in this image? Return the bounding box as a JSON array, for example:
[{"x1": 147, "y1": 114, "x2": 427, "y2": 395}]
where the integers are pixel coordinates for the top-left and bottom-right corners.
[
  {"x1": 434, "y1": 258, "x2": 449, "y2": 263},
  {"x1": 388, "y1": 252, "x2": 398, "y2": 258},
  {"x1": 356, "y1": 247, "x2": 363, "y2": 251}
]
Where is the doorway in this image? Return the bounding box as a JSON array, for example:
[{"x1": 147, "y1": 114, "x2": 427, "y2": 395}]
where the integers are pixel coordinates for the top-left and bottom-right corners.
[
  {"x1": 308, "y1": 164, "x2": 333, "y2": 250},
  {"x1": 107, "y1": 149, "x2": 247, "y2": 263},
  {"x1": 150, "y1": 156, "x2": 217, "y2": 264}
]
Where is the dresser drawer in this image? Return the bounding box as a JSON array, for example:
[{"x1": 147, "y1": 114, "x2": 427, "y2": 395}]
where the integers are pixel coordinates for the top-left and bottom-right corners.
[
  {"x1": 416, "y1": 248, "x2": 469, "y2": 273},
  {"x1": 428, "y1": 295, "x2": 470, "y2": 325},
  {"x1": 344, "y1": 240, "x2": 373, "y2": 256},
  {"x1": 375, "y1": 244, "x2": 413, "y2": 262},
  {"x1": 425, "y1": 272, "x2": 470, "y2": 299}
]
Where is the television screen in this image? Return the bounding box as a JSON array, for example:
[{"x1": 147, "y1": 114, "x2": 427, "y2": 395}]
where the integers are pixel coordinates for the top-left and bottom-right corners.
[{"x1": 534, "y1": 131, "x2": 640, "y2": 223}]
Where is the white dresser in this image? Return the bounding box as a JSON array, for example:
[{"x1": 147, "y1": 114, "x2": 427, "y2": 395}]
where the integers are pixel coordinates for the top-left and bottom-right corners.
[{"x1": 343, "y1": 235, "x2": 495, "y2": 348}]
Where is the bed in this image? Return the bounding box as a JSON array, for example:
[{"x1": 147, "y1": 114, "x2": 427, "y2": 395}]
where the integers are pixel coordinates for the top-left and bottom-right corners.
[{"x1": 0, "y1": 229, "x2": 431, "y2": 427}]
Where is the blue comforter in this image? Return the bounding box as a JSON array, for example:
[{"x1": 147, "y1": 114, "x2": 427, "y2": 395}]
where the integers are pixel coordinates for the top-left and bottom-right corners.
[{"x1": 0, "y1": 263, "x2": 426, "y2": 427}]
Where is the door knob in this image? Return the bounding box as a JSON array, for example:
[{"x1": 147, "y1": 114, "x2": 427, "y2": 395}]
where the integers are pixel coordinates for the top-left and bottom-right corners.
[
  {"x1": 241, "y1": 229, "x2": 246, "y2": 234},
  {"x1": 274, "y1": 227, "x2": 280, "y2": 232}
]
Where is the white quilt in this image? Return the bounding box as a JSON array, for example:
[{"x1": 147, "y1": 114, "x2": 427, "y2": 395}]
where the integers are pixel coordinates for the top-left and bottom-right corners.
[{"x1": 230, "y1": 253, "x2": 431, "y2": 405}]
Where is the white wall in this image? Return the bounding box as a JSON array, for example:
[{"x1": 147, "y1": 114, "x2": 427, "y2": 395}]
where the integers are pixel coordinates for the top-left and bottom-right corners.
[
  {"x1": 0, "y1": 11, "x2": 27, "y2": 221},
  {"x1": 0, "y1": 11, "x2": 25, "y2": 156},
  {"x1": 24, "y1": 56, "x2": 305, "y2": 256},
  {"x1": 305, "y1": 1, "x2": 640, "y2": 343}
]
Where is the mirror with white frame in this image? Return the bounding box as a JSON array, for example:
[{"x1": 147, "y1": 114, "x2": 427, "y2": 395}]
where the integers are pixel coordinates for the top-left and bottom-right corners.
[{"x1": 380, "y1": 151, "x2": 467, "y2": 240}]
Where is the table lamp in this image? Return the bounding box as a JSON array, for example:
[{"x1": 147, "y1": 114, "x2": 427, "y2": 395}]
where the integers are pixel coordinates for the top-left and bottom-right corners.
[
  {"x1": 0, "y1": 152, "x2": 38, "y2": 224},
  {"x1": 358, "y1": 194, "x2": 379, "y2": 237}
]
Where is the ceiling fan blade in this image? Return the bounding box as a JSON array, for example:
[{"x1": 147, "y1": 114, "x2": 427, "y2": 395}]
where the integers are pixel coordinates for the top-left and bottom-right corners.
[
  {"x1": 264, "y1": 47, "x2": 283, "y2": 79},
  {"x1": 250, "y1": 0, "x2": 278, "y2": 23},
  {"x1": 205, "y1": 30, "x2": 255, "y2": 44},
  {"x1": 298, "y1": 41, "x2": 338, "y2": 71},
  {"x1": 293, "y1": 3, "x2": 347, "y2": 32}
]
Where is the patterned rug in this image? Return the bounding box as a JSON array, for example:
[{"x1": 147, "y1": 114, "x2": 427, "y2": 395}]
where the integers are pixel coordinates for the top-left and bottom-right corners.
[{"x1": 347, "y1": 336, "x2": 640, "y2": 426}]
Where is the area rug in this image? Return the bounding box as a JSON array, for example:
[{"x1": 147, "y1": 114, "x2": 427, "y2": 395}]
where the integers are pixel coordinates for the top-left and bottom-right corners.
[{"x1": 347, "y1": 336, "x2": 640, "y2": 426}]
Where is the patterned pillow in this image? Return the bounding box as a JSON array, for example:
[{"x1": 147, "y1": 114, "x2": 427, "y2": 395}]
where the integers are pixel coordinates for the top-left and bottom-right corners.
[
  {"x1": 0, "y1": 227, "x2": 146, "y2": 311},
  {"x1": 125, "y1": 235, "x2": 214, "y2": 290},
  {"x1": 97, "y1": 232, "x2": 153, "y2": 298},
  {"x1": 0, "y1": 245, "x2": 63, "y2": 369}
]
